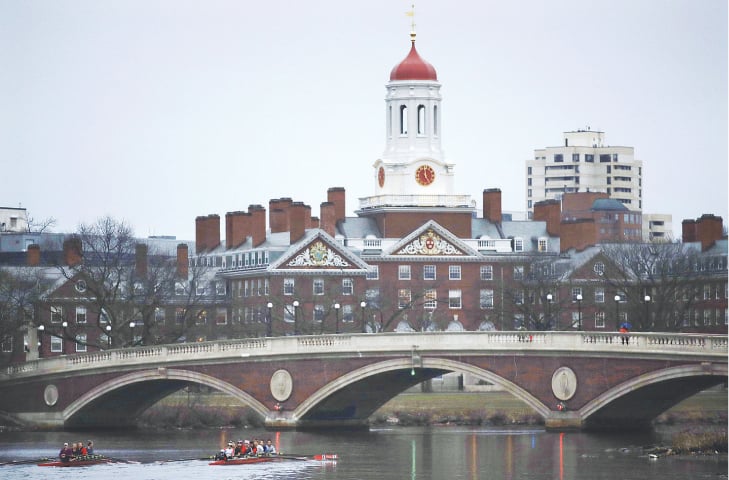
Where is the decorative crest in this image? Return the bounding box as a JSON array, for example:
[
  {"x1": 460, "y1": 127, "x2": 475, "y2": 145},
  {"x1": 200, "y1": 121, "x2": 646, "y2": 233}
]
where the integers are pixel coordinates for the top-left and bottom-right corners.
[
  {"x1": 396, "y1": 229, "x2": 463, "y2": 256},
  {"x1": 287, "y1": 241, "x2": 350, "y2": 267}
]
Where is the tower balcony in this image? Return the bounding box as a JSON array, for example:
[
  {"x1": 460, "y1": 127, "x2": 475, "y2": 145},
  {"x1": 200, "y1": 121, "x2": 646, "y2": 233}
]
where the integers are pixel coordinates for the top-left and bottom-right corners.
[{"x1": 358, "y1": 194, "x2": 474, "y2": 210}]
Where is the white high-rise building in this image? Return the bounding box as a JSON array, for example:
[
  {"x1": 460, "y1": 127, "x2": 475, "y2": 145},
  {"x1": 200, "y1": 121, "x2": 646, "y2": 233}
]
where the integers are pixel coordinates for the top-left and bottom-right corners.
[{"x1": 525, "y1": 130, "x2": 643, "y2": 219}]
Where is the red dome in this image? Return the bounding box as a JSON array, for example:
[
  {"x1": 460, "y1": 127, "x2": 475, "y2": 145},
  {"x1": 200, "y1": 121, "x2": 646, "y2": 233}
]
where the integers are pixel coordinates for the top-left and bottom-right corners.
[{"x1": 389, "y1": 42, "x2": 437, "y2": 81}]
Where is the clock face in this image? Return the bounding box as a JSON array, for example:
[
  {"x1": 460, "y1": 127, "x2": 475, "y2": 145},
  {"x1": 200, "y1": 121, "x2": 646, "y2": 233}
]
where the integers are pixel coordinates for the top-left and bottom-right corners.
[
  {"x1": 378, "y1": 166, "x2": 385, "y2": 187},
  {"x1": 415, "y1": 165, "x2": 435, "y2": 186}
]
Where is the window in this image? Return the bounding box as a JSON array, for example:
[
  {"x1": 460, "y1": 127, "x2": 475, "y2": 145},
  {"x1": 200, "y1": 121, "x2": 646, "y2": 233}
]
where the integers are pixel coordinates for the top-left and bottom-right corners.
[
  {"x1": 399, "y1": 105, "x2": 408, "y2": 134},
  {"x1": 313, "y1": 278, "x2": 325, "y2": 295},
  {"x1": 433, "y1": 105, "x2": 438, "y2": 135},
  {"x1": 585, "y1": 154, "x2": 594, "y2": 163},
  {"x1": 264, "y1": 278, "x2": 270, "y2": 295},
  {"x1": 527, "y1": 166, "x2": 532, "y2": 175},
  {"x1": 704, "y1": 310, "x2": 712, "y2": 326},
  {"x1": 513, "y1": 266, "x2": 524, "y2": 281},
  {"x1": 244, "y1": 280, "x2": 250, "y2": 297},
  {"x1": 595, "y1": 288, "x2": 605, "y2": 303},
  {"x1": 75, "y1": 334, "x2": 87, "y2": 353},
  {"x1": 196, "y1": 310, "x2": 207, "y2": 325},
  {"x1": 366, "y1": 265, "x2": 379, "y2": 280},
  {"x1": 50, "y1": 335, "x2": 62, "y2": 353},
  {"x1": 175, "y1": 308, "x2": 186, "y2": 325},
  {"x1": 554, "y1": 154, "x2": 564, "y2": 163},
  {"x1": 283, "y1": 278, "x2": 295, "y2": 295},
  {"x1": 480, "y1": 265, "x2": 493, "y2": 280},
  {"x1": 572, "y1": 287, "x2": 582, "y2": 301},
  {"x1": 572, "y1": 153, "x2": 579, "y2": 162},
  {"x1": 538, "y1": 238, "x2": 548, "y2": 252},
  {"x1": 366, "y1": 288, "x2": 381, "y2": 309},
  {"x1": 424, "y1": 289, "x2": 437, "y2": 309},
  {"x1": 595, "y1": 311, "x2": 605, "y2": 329},
  {"x1": 99, "y1": 309, "x2": 109, "y2": 324},
  {"x1": 1, "y1": 337, "x2": 11, "y2": 352},
  {"x1": 703, "y1": 285, "x2": 711, "y2": 300},
  {"x1": 343, "y1": 304, "x2": 354, "y2": 323},
  {"x1": 313, "y1": 305, "x2": 325, "y2": 322},
  {"x1": 398, "y1": 289, "x2": 411, "y2": 309},
  {"x1": 216, "y1": 282, "x2": 226, "y2": 296},
  {"x1": 514, "y1": 238, "x2": 524, "y2": 252},
  {"x1": 593, "y1": 262, "x2": 605, "y2": 276},
  {"x1": 175, "y1": 281, "x2": 186, "y2": 296},
  {"x1": 449, "y1": 265, "x2": 461, "y2": 280},
  {"x1": 284, "y1": 304, "x2": 295, "y2": 323},
  {"x1": 399, "y1": 265, "x2": 411, "y2": 280},
  {"x1": 480, "y1": 289, "x2": 494, "y2": 309},
  {"x1": 514, "y1": 290, "x2": 524, "y2": 305},
  {"x1": 155, "y1": 307, "x2": 166, "y2": 324},
  {"x1": 51, "y1": 306, "x2": 63, "y2": 323},
  {"x1": 216, "y1": 308, "x2": 227, "y2": 325},
  {"x1": 196, "y1": 282, "x2": 206, "y2": 295},
  {"x1": 342, "y1": 278, "x2": 354, "y2": 295},
  {"x1": 423, "y1": 265, "x2": 436, "y2": 280},
  {"x1": 75, "y1": 280, "x2": 87, "y2": 293},
  {"x1": 449, "y1": 289, "x2": 462, "y2": 309},
  {"x1": 75, "y1": 306, "x2": 87, "y2": 324},
  {"x1": 599, "y1": 154, "x2": 611, "y2": 163},
  {"x1": 417, "y1": 104, "x2": 425, "y2": 135}
]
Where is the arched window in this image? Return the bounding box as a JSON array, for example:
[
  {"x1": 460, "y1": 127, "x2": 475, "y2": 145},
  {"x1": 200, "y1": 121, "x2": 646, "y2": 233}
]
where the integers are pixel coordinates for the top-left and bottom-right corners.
[
  {"x1": 433, "y1": 105, "x2": 438, "y2": 135},
  {"x1": 417, "y1": 105, "x2": 425, "y2": 135},
  {"x1": 399, "y1": 105, "x2": 408, "y2": 135}
]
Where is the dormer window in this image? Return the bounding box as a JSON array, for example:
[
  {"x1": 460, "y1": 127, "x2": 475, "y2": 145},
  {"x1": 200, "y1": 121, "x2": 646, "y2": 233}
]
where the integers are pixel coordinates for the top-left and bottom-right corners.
[
  {"x1": 538, "y1": 237, "x2": 548, "y2": 252},
  {"x1": 514, "y1": 237, "x2": 524, "y2": 252}
]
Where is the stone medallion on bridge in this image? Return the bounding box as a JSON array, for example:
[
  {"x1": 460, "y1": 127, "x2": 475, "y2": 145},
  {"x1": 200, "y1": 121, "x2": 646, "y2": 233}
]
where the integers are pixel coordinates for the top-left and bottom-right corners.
[
  {"x1": 44, "y1": 384, "x2": 59, "y2": 406},
  {"x1": 270, "y1": 369, "x2": 293, "y2": 402},
  {"x1": 551, "y1": 367, "x2": 577, "y2": 401}
]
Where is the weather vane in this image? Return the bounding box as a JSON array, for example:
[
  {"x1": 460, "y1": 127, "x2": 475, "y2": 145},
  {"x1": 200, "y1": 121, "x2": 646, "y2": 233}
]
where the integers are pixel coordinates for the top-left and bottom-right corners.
[{"x1": 405, "y1": 3, "x2": 416, "y2": 42}]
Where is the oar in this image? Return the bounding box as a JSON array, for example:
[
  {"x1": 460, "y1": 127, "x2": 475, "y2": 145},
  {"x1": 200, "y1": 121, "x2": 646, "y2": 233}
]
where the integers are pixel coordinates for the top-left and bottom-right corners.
[
  {"x1": 159, "y1": 456, "x2": 215, "y2": 463},
  {"x1": 0, "y1": 457, "x2": 52, "y2": 466},
  {"x1": 275, "y1": 453, "x2": 338, "y2": 461}
]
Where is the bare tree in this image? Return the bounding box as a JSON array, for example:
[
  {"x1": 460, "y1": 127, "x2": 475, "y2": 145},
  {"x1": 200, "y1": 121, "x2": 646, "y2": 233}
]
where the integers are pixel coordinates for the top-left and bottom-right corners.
[
  {"x1": 601, "y1": 242, "x2": 704, "y2": 331},
  {"x1": 25, "y1": 215, "x2": 56, "y2": 234}
]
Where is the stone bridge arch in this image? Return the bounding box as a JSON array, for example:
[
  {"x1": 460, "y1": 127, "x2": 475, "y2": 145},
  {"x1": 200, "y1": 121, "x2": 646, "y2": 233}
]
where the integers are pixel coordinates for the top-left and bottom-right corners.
[
  {"x1": 284, "y1": 358, "x2": 551, "y2": 429},
  {"x1": 64, "y1": 368, "x2": 269, "y2": 429},
  {"x1": 577, "y1": 363, "x2": 728, "y2": 430}
]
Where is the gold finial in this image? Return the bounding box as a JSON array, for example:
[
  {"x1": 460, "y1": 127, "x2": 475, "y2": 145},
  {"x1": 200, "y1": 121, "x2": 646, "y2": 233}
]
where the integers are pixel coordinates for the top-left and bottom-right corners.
[{"x1": 405, "y1": 3, "x2": 416, "y2": 43}]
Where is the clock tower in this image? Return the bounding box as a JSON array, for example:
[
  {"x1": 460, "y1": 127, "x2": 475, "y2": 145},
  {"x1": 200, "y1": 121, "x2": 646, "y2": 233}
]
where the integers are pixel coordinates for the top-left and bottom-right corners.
[{"x1": 357, "y1": 28, "x2": 474, "y2": 238}]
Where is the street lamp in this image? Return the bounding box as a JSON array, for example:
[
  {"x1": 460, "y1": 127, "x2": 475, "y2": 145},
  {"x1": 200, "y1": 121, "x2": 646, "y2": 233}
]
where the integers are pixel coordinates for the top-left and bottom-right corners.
[
  {"x1": 360, "y1": 301, "x2": 367, "y2": 333},
  {"x1": 614, "y1": 294, "x2": 621, "y2": 331},
  {"x1": 334, "y1": 303, "x2": 341, "y2": 334},
  {"x1": 61, "y1": 321, "x2": 68, "y2": 354},
  {"x1": 266, "y1": 302, "x2": 273, "y2": 337},
  {"x1": 546, "y1": 293, "x2": 553, "y2": 330},
  {"x1": 575, "y1": 294, "x2": 583, "y2": 330},
  {"x1": 129, "y1": 321, "x2": 136, "y2": 347},
  {"x1": 105, "y1": 324, "x2": 112, "y2": 348},
  {"x1": 293, "y1": 300, "x2": 300, "y2": 335},
  {"x1": 644, "y1": 294, "x2": 652, "y2": 330},
  {"x1": 37, "y1": 324, "x2": 45, "y2": 356}
]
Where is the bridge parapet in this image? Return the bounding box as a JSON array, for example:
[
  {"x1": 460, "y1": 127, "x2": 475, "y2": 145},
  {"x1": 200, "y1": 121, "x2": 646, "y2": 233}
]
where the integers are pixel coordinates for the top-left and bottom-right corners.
[{"x1": 3, "y1": 332, "x2": 726, "y2": 382}]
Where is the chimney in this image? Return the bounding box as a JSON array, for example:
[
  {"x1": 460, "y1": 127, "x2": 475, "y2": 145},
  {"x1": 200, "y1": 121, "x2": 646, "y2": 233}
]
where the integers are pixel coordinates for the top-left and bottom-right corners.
[
  {"x1": 320, "y1": 202, "x2": 336, "y2": 237},
  {"x1": 533, "y1": 199, "x2": 561, "y2": 237},
  {"x1": 176, "y1": 243, "x2": 189, "y2": 278},
  {"x1": 289, "y1": 202, "x2": 308, "y2": 244},
  {"x1": 303, "y1": 204, "x2": 312, "y2": 230},
  {"x1": 27, "y1": 244, "x2": 40, "y2": 266},
  {"x1": 63, "y1": 236, "x2": 83, "y2": 267},
  {"x1": 225, "y1": 211, "x2": 251, "y2": 249},
  {"x1": 482, "y1": 189, "x2": 502, "y2": 223},
  {"x1": 135, "y1": 243, "x2": 148, "y2": 277},
  {"x1": 269, "y1": 198, "x2": 292, "y2": 233},
  {"x1": 696, "y1": 214, "x2": 724, "y2": 251},
  {"x1": 310, "y1": 216, "x2": 320, "y2": 229},
  {"x1": 248, "y1": 204, "x2": 267, "y2": 247},
  {"x1": 195, "y1": 214, "x2": 221, "y2": 253},
  {"x1": 682, "y1": 219, "x2": 698, "y2": 244},
  {"x1": 327, "y1": 187, "x2": 346, "y2": 224}
]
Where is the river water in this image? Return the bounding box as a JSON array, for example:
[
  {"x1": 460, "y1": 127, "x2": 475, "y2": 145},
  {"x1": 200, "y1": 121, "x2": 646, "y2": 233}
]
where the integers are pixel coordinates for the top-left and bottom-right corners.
[{"x1": 0, "y1": 426, "x2": 725, "y2": 480}]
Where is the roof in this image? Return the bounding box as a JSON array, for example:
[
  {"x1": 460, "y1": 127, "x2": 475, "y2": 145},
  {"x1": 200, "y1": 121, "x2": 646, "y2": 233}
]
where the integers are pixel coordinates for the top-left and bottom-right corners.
[
  {"x1": 592, "y1": 199, "x2": 629, "y2": 211},
  {"x1": 390, "y1": 42, "x2": 437, "y2": 81}
]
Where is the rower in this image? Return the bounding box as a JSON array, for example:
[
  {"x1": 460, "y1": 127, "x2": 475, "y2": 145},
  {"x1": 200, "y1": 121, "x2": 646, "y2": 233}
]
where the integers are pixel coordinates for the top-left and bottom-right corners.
[
  {"x1": 266, "y1": 439, "x2": 277, "y2": 454},
  {"x1": 59, "y1": 442, "x2": 74, "y2": 463}
]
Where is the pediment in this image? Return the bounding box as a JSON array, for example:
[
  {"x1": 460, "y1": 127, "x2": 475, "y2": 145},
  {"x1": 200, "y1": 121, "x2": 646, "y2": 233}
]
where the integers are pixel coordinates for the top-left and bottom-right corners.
[
  {"x1": 387, "y1": 221, "x2": 479, "y2": 257},
  {"x1": 270, "y1": 230, "x2": 369, "y2": 271}
]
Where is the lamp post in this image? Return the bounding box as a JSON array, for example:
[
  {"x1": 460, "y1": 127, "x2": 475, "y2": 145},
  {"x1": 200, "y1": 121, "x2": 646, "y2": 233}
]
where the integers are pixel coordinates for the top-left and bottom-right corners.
[
  {"x1": 614, "y1": 294, "x2": 621, "y2": 331},
  {"x1": 105, "y1": 324, "x2": 112, "y2": 348},
  {"x1": 61, "y1": 321, "x2": 68, "y2": 354},
  {"x1": 360, "y1": 301, "x2": 367, "y2": 333},
  {"x1": 266, "y1": 302, "x2": 273, "y2": 337},
  {"x1": 129, "y1": 321, "x2": 136, "y2": 347},
  {"x1": 334, "y1": 303, "x2": 341, "y2": 334},
  {"x1": 293, "y1": 300, "x2": 300, "y2": 335},
  {"x1": 546, "y1": 293, "x2": 553, "y2": 330},
  {"x1": 644, "y1": 294, "x2": 651, "y2": 330},
  {"x1": 575, "y1": 294, "x2": 583, "y2": 330},
  {"x1": 37, "y1": 324, "x2": 44, "y2": 357}
]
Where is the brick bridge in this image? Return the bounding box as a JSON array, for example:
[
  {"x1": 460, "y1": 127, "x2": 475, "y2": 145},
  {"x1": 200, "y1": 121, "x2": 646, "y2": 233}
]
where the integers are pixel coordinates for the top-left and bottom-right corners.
[{"x1": 1, "y1": 332, "x2": 726, "y2": 431}]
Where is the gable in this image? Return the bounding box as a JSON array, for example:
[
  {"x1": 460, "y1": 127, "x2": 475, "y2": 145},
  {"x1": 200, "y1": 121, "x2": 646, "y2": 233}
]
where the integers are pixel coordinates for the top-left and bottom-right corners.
[
  {"x1": 287, "y1": 240, "x2": 353, "y2": 268},
  {"x1": 269, "y1": 230, "x2": 370, "y2": 272},
  {"x1": 387, "y1": 221, "x2": 480, "y2": 257}
]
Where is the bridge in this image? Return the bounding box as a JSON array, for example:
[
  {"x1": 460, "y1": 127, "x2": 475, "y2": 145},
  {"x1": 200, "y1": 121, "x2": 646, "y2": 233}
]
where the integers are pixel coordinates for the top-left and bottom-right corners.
[{"x1": 0, "y1": 331, "x2": 726, "y2": 431}]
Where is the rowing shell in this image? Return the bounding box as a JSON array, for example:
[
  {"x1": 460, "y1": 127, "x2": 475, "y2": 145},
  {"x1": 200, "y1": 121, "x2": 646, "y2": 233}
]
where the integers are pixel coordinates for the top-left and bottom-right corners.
[
  {"x1": 209, "y1": 453, "x2": 338, "y2": 466},
  {"x1": 38, "y1": 457, "x2": 112, "y2": 467}
]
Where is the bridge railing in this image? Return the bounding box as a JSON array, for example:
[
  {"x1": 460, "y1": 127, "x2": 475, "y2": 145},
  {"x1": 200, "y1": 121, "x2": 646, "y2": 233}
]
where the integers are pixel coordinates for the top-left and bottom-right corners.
[{"x1": 3, "y1": 331, "x2": 726, "y2": 380}]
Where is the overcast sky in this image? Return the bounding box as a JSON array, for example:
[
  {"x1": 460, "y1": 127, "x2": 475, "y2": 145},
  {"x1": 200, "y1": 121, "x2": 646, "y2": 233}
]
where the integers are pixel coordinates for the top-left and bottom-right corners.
[{"x1": 1, "y1": 0, "x2": 726, "y2": 241}]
